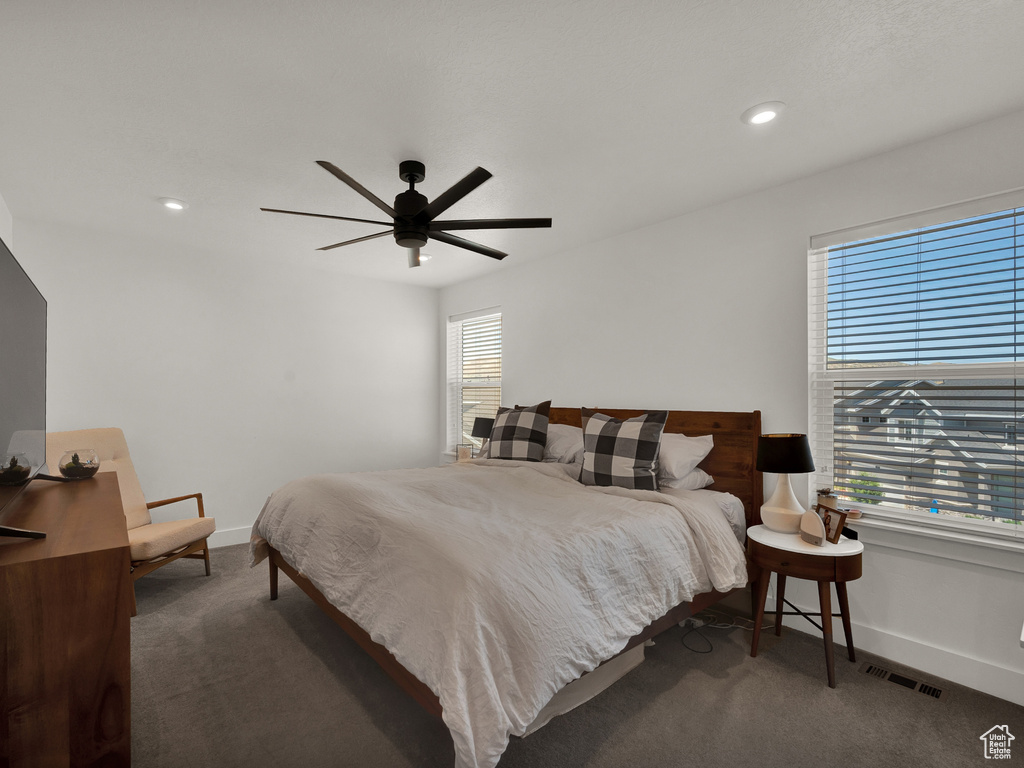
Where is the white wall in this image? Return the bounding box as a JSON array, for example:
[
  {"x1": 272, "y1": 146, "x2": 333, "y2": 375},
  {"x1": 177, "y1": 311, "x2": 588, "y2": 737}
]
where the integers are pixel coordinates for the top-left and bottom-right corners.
[
  {"x1": 440, "y1": 108, "x2": 1024, "y2": 705},
  {"x1": 0, "y1": 189, "x2": 12, "y2": 245},
  {"x1": 14, "y1": 219, "x2": 440, "y2": 546}
]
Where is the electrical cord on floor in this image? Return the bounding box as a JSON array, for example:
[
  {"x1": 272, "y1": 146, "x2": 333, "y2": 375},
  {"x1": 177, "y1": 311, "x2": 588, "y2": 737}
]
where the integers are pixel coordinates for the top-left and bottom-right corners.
[
  {"x1": 680, "y1": 624, "x2": 714, "y2": 653},
  {"x1": 679, "y1": 609, "x2": 775, "y2": 653}
]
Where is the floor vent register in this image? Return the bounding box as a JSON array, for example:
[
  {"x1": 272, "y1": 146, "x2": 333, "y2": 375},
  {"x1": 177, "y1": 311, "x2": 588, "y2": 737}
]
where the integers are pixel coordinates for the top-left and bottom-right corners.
[{"x1": 860, "y1": 663, "x2": 949, "y2": 701}]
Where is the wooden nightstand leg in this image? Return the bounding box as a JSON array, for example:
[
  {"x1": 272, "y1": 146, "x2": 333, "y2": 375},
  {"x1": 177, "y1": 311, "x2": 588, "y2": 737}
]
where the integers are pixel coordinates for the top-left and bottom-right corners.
[
  {"x1": 775, "y1": 574, "x2": 787, "y2": 637},
  {"x1": 818, "y1": 581, "x2": 836, "y2": 688},
  {"x1": 836, "y1": 581, "x2": 855, "y2": 662},
  {"x1": 750, "y1": 567, "x2": 772, "y2": 657}
]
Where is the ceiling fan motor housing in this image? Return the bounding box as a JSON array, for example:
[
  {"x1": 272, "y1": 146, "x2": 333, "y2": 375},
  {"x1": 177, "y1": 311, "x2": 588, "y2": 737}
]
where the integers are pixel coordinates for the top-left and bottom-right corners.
[{"x1": 394, "y1": 189, "x2": 429, "y2": 248}]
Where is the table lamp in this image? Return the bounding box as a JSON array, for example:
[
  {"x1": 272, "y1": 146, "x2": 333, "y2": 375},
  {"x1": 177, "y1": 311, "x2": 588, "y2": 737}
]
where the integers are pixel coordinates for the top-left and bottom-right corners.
[
  {"x1": 471, "y1": 417, "x2": 495, "y2": 457},
  {"x1": 756, "y1": 433, "x2": 815, "y2": 533}
]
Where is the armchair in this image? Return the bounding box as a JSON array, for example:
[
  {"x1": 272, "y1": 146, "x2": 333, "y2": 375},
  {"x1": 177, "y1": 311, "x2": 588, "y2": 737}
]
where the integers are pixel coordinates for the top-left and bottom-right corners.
[{"x1": 46, "y1": 427, "x2": 215, "y2": 615}]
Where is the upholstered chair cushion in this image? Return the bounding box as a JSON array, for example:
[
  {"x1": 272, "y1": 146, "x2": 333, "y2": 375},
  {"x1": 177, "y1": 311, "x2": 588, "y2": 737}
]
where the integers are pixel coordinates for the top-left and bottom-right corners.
[
  {"x1": 128, "y1": 516, "x2": 216, "y2": 562},
  {"x1": 47, "y1": 428, "x2": 151, "y2": 529}
]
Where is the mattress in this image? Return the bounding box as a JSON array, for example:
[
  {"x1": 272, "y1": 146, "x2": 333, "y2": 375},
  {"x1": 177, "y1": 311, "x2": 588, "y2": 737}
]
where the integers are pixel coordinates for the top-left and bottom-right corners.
[{"x1": 250, "y1": 459, "x2": 747, "y2": 768}]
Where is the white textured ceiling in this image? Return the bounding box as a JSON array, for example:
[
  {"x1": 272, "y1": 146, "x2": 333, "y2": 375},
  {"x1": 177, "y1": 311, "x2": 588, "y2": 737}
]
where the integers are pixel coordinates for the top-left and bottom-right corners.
[{"x1": 2, "y1": 0, "x2": 1024, "y2": 287}]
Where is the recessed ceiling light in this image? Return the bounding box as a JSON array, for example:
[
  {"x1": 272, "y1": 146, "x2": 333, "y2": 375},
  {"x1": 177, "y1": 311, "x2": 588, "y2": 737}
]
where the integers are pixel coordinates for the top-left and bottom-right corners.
[
  {"x1": 159, "y1": 197, "x2": 189, "y2": 210},
  {"x1": 741, "y1": 102, "x2": 785, "y2": 125}
]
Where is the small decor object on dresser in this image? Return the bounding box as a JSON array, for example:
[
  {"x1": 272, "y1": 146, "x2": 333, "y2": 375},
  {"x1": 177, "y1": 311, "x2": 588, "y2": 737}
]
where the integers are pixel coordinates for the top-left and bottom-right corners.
[
  {"x1": 58, "y1": 449, "x2": 100, "y2": 479},
  {"x1": 0, "y1": 453, "x2": 32, "y2": 485},
  {"x1": 818, "y1": 504, "x2": 848, "y2": 544},
  {"x1": 816, "y1": 487, "x2": 838, "y2": 510},
  {"x1": 800, "y1": 508, "x2": 827, "y2": 546}
]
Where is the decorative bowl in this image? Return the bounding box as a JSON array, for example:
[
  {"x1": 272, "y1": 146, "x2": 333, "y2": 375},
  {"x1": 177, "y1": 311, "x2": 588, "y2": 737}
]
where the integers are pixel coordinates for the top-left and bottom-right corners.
[
  {"x1": 0, "y1": 453, "x2": 32, "y2": 485},
  {"x1": 58, "y1": 449, "x2": 100, "y2": 480}
]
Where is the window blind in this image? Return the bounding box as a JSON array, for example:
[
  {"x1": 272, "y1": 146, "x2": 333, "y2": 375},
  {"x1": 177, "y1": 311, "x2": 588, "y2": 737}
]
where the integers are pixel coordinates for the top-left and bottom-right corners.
[
  {"x1": 447, "y1": 310, "x2": 501, "y2": 450},
  {"x1": 809, "y1": 196, "x2": 1023, "y2": 537}
]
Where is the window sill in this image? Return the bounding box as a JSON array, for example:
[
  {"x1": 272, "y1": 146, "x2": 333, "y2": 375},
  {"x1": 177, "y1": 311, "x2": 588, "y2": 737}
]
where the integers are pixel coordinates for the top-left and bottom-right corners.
[{"x1": 848, "y1": 508, "x2": 1024, "y2": 574}]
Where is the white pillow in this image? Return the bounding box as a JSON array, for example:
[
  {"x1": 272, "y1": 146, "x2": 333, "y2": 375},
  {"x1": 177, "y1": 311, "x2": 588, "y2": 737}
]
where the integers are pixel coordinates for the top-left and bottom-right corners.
[
  {"x1": 543, "y1": 423, "x2": 585, "y2": 464},
  {"x1": 657, "y1": 433, "x2": 714, "y2": 488},
  {"x1": 660, "y1": 466, "x2": 714, "y2": 490}
]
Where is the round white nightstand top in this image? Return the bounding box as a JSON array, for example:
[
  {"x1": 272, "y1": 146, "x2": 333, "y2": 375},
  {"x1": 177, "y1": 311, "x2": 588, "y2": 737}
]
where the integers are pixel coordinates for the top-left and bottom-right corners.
[{"x1": 747, "y1": 523, "x2": 864, "y2": 557}]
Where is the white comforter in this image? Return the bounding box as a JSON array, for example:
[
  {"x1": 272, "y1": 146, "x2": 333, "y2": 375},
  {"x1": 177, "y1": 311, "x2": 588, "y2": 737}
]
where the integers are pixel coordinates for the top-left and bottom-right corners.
[{"x1": 250, "y1": 459, "x2": 747, "y2": 768}]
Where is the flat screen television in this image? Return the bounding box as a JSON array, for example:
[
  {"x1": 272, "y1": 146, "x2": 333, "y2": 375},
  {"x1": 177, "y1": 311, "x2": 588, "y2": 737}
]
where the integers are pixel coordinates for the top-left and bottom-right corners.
[{"x1": 0, "y1": 232, "x2": 47, "y2": 527}]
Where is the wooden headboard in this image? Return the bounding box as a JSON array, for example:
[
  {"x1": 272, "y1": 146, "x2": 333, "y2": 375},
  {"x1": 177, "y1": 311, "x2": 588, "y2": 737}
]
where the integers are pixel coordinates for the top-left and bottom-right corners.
[{"x1": 548, "y1": 407, "x2": 764, "y2": 527}]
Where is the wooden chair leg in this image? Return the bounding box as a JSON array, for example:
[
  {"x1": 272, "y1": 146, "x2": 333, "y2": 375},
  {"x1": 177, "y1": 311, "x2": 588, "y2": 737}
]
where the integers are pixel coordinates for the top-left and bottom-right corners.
[{"x1": 203, "y1": 543, "x2": 211, "y2": 577}]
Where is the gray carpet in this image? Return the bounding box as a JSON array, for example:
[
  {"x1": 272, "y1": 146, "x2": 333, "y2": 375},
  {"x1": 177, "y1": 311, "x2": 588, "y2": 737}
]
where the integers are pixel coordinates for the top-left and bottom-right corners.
[{"x1": 131, "y1": 544, "x2": 1022, "y2": 767}]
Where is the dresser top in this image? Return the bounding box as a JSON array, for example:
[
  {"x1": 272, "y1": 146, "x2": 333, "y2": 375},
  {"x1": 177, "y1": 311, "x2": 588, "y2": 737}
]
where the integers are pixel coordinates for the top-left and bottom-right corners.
[{"x1": 0, "y1": 472, "x2": 127, "y2": 565}]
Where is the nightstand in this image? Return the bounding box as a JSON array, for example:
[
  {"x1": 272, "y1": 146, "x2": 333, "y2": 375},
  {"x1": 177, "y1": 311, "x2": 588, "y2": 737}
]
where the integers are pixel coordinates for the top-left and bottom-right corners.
[{"x1": 747, "y1": 523, "x2": 864, "y2": 688}]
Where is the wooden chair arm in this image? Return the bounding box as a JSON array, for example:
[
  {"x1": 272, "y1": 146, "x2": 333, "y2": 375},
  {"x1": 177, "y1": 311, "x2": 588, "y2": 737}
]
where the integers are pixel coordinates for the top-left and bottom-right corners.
[{"x1": 146, "y1": 492, "x2": 205, "y2": 517}]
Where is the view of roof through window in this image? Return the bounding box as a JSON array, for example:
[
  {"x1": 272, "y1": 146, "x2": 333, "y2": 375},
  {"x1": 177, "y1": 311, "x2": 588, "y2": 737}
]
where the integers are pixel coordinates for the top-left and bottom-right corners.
[{"x1": 812, "y1": 206, "x2": 1022, "y2": 530}]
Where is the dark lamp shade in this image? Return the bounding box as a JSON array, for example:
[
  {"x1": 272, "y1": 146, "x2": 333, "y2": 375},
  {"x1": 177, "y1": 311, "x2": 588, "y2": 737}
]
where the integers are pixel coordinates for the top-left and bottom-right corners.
[
  {"x1": 471, "y1": 417, "x2": 495, "y2": 439},
  {"x1": 756, "y1": 433, "x2": 814, "y2": 474}
]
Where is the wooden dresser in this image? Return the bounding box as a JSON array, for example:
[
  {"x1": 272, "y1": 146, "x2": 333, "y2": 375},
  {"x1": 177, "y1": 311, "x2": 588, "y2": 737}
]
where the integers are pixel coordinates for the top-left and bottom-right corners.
[{"x1": 0, "y1": 472, "x2": 132, "y2": 767}]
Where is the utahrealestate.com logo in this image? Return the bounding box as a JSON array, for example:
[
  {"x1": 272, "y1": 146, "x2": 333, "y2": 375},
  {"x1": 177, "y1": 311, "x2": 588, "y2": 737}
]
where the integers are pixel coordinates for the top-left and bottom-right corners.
[{"x1": 979, "y1": 725, "x2": 1015, "y2": 760}]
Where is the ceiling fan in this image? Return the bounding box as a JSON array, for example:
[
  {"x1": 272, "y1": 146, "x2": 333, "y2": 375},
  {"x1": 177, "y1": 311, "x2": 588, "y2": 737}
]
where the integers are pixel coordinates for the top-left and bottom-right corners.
[{"x1": 262, "y1": 160, "x2": 552, "y2": 268}]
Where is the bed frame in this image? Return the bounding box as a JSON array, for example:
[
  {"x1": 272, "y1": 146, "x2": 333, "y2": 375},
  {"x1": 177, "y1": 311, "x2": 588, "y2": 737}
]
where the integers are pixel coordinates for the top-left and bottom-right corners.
[{"x1": 266, "y1": 407, "x2": 762, "y2": 720}]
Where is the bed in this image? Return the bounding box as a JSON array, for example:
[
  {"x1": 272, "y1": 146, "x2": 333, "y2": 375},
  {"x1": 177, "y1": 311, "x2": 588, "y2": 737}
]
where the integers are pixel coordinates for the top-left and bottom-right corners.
[{"x1": 250, "y1": 407, "x2": 762, "y2": 768}]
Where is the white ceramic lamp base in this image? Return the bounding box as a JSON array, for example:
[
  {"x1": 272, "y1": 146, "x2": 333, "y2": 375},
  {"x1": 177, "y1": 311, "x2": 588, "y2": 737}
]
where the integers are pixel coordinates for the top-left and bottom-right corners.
[{"x1": 760, "y1": 473, "x2": 805, "y2": 533}]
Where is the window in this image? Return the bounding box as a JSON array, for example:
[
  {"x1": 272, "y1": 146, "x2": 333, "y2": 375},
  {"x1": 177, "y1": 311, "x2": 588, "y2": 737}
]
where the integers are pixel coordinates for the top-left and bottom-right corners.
[
  {"x1": 447, "y1": 309, "x2": 501, "y2": 451},
  {"x1": 809, "y1": 191, "x2": 1023, "y2": 539}
]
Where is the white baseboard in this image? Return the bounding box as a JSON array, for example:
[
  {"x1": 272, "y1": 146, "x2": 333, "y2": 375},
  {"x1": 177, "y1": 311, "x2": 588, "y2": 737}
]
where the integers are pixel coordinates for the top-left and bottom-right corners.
[
  {"x1": 208, "y1": 525, "x2": 251, "y2": 549},
  {"x1": 781, "y1": 612, "x2": 1024, "y2": 707}
]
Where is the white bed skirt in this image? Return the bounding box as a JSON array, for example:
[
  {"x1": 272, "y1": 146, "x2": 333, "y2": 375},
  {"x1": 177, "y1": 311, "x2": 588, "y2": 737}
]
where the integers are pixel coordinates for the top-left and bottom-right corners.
[{"x1": 521, "y1": 642, "x2": 647, "y2": 736}]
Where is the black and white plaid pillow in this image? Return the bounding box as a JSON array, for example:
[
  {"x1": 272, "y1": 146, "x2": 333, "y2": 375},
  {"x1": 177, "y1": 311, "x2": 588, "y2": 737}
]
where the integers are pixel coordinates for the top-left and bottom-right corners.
[
  {"x1": 488, "y1": 401, "x2": 551, "y2": 461},
  {"x1": 580, "y1": 408, "x2": 668, "y2": 490}
]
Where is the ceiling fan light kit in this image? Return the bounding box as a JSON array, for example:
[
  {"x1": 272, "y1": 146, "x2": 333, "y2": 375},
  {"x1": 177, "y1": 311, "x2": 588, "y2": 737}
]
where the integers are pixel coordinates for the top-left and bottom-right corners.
[{"x1": 263, "y1": 160, "x2": 551, "y2": 268}]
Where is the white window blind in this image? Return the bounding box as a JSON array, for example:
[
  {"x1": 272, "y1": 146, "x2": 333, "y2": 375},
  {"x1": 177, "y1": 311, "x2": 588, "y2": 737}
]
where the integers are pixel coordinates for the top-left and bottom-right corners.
[
  {"x1": 809, "y1": 194, "x2": 1023, "y2": 539},
  {"x1": 447, "y1": 310, "x2": 501, "y2": 451}
]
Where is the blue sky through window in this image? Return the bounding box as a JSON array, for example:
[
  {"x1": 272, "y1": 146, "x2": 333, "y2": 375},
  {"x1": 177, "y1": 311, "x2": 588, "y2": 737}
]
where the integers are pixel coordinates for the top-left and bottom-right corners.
[{"x1": 826, "y1": 208, "x2": 1023, "y2": 367}]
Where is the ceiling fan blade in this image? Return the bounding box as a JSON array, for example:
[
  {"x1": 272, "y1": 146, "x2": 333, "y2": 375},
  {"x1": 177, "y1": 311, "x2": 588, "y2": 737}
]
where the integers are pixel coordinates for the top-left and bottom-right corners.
[
  {"x1": 429, "y1": 217, "x2": 552, "y2": 231},
  {"x1": 316, "y1": 161, "x2": 396, "y2": 218},
  {"x1": 418, "y1": 167, "x2": 492, "y2": 221},
  {"x1": 429, "y1": 231, "x2": 507, "y2": 260},
  {"x1": 261, "y1": 208, "x2": 392, "y2": 227},
  {"x1": 317, "y1": 230, "x2": 393, "y2": 251},
  {"x1": 408, "y1": 248, "x2": 421, "y2": 268}
]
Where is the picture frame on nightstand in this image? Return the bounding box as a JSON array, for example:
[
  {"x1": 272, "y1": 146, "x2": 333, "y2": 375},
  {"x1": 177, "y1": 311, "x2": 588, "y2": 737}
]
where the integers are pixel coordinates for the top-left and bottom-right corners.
[{"x1": 816, "y1": 504, "x2": 848, "y2": 544}]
